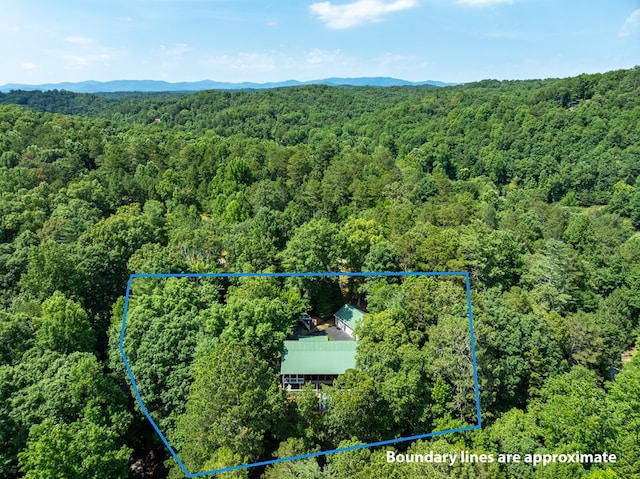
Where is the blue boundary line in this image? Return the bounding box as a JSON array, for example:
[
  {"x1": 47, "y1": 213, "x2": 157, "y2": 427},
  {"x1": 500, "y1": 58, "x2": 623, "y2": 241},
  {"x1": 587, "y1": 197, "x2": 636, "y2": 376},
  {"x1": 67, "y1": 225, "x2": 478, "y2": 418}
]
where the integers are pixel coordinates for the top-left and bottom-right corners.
[{"x1": 119, "y1": 271, "x2": 481, "y2": 477}]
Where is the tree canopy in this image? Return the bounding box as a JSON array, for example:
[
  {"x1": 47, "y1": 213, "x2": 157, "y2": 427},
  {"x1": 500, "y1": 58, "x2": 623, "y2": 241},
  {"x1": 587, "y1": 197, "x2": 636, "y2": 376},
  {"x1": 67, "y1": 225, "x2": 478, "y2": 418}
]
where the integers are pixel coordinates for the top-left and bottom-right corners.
[{"x1": 0, "y1": 67, "x2": 639, "y2": 478}]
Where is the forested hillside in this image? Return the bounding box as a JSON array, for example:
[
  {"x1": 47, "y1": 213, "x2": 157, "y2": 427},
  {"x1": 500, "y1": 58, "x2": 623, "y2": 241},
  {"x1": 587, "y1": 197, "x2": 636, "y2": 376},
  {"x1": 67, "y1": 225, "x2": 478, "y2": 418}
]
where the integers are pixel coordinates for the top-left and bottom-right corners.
[{"x1": 0, "y1": 67, "x2": 639, "y2": 479}]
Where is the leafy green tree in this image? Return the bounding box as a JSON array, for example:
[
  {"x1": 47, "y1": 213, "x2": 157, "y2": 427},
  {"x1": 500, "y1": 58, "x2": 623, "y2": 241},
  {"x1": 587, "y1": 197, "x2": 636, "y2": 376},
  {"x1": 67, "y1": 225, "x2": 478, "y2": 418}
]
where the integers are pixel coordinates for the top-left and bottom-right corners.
[
  {"x1": 563, "y1": 311, "x2": 605, "y2": 369},
  {"x1": 74, "y1": 242, "x2": 131, "y2": 326},
  {"x1": 34, "y1": 292, "x2": 95, "y2": 354},
  {"x1": 78, "y1": 201, "x2": 166, "y2": 259},
  {"x1": 209, "y1": 157, "x2": 253, "y2": 221},
  {"x1": 0, "y1": 230, "x2": 37, "y2": 307},
  {"x1": 324, "y1": 440, "x2": 402, "y2": 479},
  {"x1": 606, "y1": 349, "x2": 640, "y2": 477},
  {"x1": 18, "y1": 417, "x2": 131, "y2": 479},
  {"x1": 379, "y1": 343, "x2": 431, "y2": 435},
  {"x1": 520, "y1": 239, "x2": 583, "y2": 314},
  {"x1": 218, "y1": 294, "x2": 300, "y2": 360},
  {"x1": 173, "y1": 340, "x2": 284, "y2": 473},
  {"x1": 341, "y1": 217, "x2": 384, "y2": 272},
  {"x1": 20, "y1": 241, "x2": 85, "y2": 302},
  {"x1": 280, "y1": 217, "x2": 346, "y2": 272},
  {"x1": 425, "y1": 314, "x2": 477, "y2": 423},
  {"x1": 465, "y1": 228, "x2": 525, "y2": 289},
  {"x1": 402, "y1": 438, "x2": 501, "y2": 479},
  {"x1": 476, "y1": 290, "x2": 562, "y2": 412},
  {"x1": 262, "y1": 438, "x2": 323, "y2": 479},
  {"x1": 118, "y1": 278, "x2": 205, "y2": 435},
  {"x1": 38, "y1": 199, "x2": 102, "y2": 243},
  {"x1": 397, "y1": 223, "x2": 462, "y2": 272},
  {"x1": 64, "y1": 179, "x2": 111, "y2": 215},
  {"x1": 0, "y1": 312, "x2": 33, "y2": 366},
  {"x1": 581, "y1": 469, "x2": 621, "y2": 479},
  {"x1": 246, "y1": 178, "x2": 290, "y2": 213},
  {"x1": 563, "y1": 213, "x2": 598, "y2": 258},
  {"x1": 401, "y1": 276, "x2": 466, "y2": 332},
  {"x1": 353, "y1": 306, "x2": 434, "y2": 435},
  {"x1": 192, "y1": 447, "x2": 248, "y2": 479},
  {"x1": 286, "y1": 383, "x2": 324, "y2": 449},
  {"x1": 165, "y1": 205, "x2": 223, "y2": 272},
  {"x1": 323, "y1": 369, "x2": 391, "y2": 444},
  {"x1": 363, "y1": 240, "x2": 400, "y2": 272},
  {"x1": 225, "y1": 207, "x2": 285, "y2": 271},
  {"x1": 595, "y1": 287, "x2": 638, "y2": 367},
  {"x1": 1, "y1": 350, "x2": 130, "y2": 477},
  {"x1": 356, "y1": 309, "x2": 411, "y2": 378},
  {"x1": 484, "y1": 408, "x2": 543, "y2": 479},
  {"x1": 532, "y1": 366, "x2": 613, "y2": 451},
  {"x1": 497, "y1": 209, "x2": 543, "y2": 249},
  {"x1": 0, "y1": 186, "x2": 48, "y2": 243},
  {"x1": 126, "y1": 242, "x2": 188, "y2": 275},
  {"x1": 279, "y1": 217, "x2": 348, "y2": 316}
]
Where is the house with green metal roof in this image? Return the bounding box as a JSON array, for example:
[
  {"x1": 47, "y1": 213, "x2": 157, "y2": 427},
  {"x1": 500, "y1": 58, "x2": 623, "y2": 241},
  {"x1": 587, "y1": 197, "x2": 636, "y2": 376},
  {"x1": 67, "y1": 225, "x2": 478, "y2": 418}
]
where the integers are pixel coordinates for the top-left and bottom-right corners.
[
  {"x1": 280, "y1": 337, "x2": 356, "y2": 391},
  {"x1": 333, "y1": 304, "x2": 365, "y2": 338}
]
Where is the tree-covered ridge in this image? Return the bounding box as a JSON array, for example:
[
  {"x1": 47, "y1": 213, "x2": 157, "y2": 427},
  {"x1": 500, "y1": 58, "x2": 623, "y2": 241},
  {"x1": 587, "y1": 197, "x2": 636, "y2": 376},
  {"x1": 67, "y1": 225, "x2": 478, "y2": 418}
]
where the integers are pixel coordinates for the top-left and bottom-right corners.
[{"x1": 0, "y1": 67, "x2": 639, "y2": 478}]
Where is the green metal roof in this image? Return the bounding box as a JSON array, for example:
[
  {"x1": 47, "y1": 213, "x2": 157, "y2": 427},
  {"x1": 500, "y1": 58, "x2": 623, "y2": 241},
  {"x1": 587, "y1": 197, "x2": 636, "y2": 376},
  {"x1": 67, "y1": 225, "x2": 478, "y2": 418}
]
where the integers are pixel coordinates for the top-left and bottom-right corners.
[
  {"x1": 334, "y1": 304, "x2": 365, "y2": 331},
  {"x1": 280, "y1": 339, "x2": 356, "y2": 375},
  {"x1": 298, "y1": 335, "x2": 331, "y2": 341}
]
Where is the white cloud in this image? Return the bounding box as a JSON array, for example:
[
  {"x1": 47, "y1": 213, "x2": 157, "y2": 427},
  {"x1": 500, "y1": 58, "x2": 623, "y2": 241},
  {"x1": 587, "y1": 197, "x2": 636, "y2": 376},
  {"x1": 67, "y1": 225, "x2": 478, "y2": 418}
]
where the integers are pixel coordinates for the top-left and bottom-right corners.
[
  {"x1": 183, "y1": 47, "x2": 434, "y2": 83},
  {"x1": 199, "y1": 48, "x2": 357, "y2": 80},
  {"x1": 62, "y1": 52, "x2": 114, "y2": 68},
  {"x1": 201, "y1": 51, "x2": 284, "y2": 73},
  {"x1": 0, "y1": 25, "x2": 20, "y2": 33},
  {"x1": 309, "y1": 0, "x2": 418, "y2": 29},
  {"x1": 20, "y1": 62, "x2": 40, "y2": 71},
  {"x1": 56, "y1": 36, "x2": 124, "y2": 71},
  {"x1": 307, "y1": 48, "x2": 348, "y2": 65},
  {"x1": 160, "y1": 43, "x2": 191, "y2": 57},
  {"x1": 619, "y1": 9, "x2": 640, "y2": 37},
  {"x1": 457, "y1": 0, "x2": 514, "y2": 6}
]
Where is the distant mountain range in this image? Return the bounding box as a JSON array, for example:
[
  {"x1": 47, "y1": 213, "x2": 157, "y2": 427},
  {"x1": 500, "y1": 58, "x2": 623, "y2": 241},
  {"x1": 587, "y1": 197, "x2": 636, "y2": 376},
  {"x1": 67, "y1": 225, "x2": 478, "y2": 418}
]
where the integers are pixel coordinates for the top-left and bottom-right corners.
[{"x1": 0, "y1": 78, "x2": 456, "y2": 93}]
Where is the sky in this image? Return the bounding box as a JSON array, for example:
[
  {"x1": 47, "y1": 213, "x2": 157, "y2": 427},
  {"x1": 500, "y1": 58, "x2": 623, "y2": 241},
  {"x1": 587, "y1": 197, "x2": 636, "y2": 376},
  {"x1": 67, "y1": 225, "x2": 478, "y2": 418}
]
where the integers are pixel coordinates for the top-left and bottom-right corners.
[{"x1": 1, "y1": 0, "x2": 638, "y2": 85}]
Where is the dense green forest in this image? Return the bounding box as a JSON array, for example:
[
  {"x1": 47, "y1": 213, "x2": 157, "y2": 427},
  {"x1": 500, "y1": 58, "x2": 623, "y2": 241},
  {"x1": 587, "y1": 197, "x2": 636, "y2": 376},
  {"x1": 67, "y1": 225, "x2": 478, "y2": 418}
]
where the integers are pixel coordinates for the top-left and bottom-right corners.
[{"x1": 0, "y1": 67, "x2": 639, "y2": 479}]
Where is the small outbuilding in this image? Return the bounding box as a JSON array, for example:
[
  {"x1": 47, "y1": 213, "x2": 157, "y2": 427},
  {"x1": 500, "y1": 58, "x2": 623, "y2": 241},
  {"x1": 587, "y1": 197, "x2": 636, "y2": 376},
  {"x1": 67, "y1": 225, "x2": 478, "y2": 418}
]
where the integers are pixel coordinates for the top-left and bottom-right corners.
[{"x1": 333, "y1": 304, "x2": 364, "y2": 338}]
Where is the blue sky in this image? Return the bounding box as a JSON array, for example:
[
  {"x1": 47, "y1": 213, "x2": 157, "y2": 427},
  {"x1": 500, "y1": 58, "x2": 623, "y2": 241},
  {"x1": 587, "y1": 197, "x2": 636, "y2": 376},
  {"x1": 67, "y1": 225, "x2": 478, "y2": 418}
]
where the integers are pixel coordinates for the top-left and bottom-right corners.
[{"x1": 1, "y1": 0, "x2": 638, "y2": 85}]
